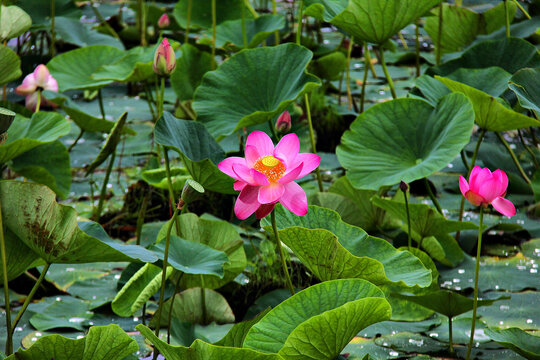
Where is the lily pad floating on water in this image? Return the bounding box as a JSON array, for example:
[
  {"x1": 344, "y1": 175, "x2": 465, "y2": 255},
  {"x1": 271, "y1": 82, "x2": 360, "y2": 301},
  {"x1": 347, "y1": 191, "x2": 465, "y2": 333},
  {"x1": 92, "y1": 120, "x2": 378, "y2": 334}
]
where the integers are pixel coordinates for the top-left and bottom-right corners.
[
  {"x1": 337, "y1": 93, "x2": 475, "y2": 190},
  {"x1": 484, "y1": 327, "x2": 540, "y2": 360},
  {"x1": 173, "y1": 0, "x2": 253, "y2": 29},
  {"x1": 193, "y1": 43, "x2": 320, "y2": 139}
]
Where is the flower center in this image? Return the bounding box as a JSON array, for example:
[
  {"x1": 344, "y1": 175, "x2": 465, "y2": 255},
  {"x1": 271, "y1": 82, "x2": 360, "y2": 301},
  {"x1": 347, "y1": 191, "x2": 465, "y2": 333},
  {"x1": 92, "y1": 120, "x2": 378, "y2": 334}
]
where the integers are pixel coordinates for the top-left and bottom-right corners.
[{"x1": 253, "y1": 156, "x2": 285, "y2": 182}]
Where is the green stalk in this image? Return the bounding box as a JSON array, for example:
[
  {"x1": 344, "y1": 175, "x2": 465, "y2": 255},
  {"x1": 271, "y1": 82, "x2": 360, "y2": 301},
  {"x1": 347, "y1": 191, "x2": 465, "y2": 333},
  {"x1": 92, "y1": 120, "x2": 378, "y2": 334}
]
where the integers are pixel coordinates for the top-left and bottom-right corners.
[
  {"x1": 135, "y1": 190, "x2": 150, "y2": 245},
  {"x1": 163, "y1": 149, "x2": 181, "y2": 235},
  {"x1": 346, "y1": 37, "x2": 354, "y2": 110},
  {"x1": 379, "y1": 48, "x2": 397, "y2": 99},
  {"x1": 519, "y1": 129, "x2": 539, "y2": 168},
  {"x1": 91, "y1": 0, "x2": 121, "y2": 40},
  {"x1": 94, "y1": 151, "x2": 116, "y2": 221},
  {"x1": 424, "y1": 178, "x2": 443, "y2": 215},
  {"x1": 211, "y1": 0, "x2": 217, "y2": 70},
  {"x1": 10, "y1": 263, "x2": 51, "y2": 342},
  {"x1": 35, "y1": 89, "x2": 42, "y2": 113},
  {"x1": 496, "y1": 131, "x2": 531, "y2": 185},
  {"x1": 449, "y1": 316, "x2": 454, "y2": 353},
  {"x1": 0, "y1": 198, "x2": 13, "y2": 355},
  {"x1": 153, "y1": 208, "x2": 179, "y2": 360},
  {"x1": 415, "y1": 21, "x2": 421, "y2": 77},
  {"x1": 241, "y1": 3, "x2": 248, "y2": 48},
  {"x1": 67, "y1": 129, "x2": 84, "y2": 152},
  {"x1": 184, "y1": 0, "x2": 192, "y2": 43},
  {"x1": 97, "y1": 89, "x2": 106, "y2": 120},
  {"x1": 304, "y1": 94, "x2": 323, "y2": 192},
  {"x1": 360, "y1": 43, "x2": 369, "y2": 112},
  {"x1": 466, "y1": 207, "x2": 484, "y2": 360},
  {"x1": 272, "y1": 0, "x2": 279, "y2": 44},
  {"x1": 50, "y1": 0, "x2": 55, "y2": 57},
  {"x1": 139, "y1": 0, "x2": 147, "y2": 46},
  {"x1": 296, "y1": 0, "x2": 304, "y2": 45},
  {"x1": 504, "y1": 0, "x2": 511, "y2": 38},
  {"x1": 512, "y1": 0, "x2": 531, "y2": 19},
  {"x1": 436, "y1": 3, "x2": 443, "y2": 65},
  {"x1": 200, "y1": 275, "x2": 207, "y2": 324},
  {"x1": 158, "y1": 77, "x2": 165, "y2": 119},
  {"x1": 460, "y1": 150, "x2": 470, "y2": 172},
  {"x1": 167, "y1": 273, "x2": 183, "y2": 343},
  {"x1": 271, "y1": 211, "x2": 295, "y2": 296},
  {"x1": 144, "y1": 82, "x2": 157, "y2": 121},
  {"x1": 268, "y1": 119, "x2": 279, "y2": 141},
  {"x1": 364, "y1": 46, "x2": 377, "y2": 78},
  {"x1": 404, "y1": 189, "x2": 412, "y2": 251}
]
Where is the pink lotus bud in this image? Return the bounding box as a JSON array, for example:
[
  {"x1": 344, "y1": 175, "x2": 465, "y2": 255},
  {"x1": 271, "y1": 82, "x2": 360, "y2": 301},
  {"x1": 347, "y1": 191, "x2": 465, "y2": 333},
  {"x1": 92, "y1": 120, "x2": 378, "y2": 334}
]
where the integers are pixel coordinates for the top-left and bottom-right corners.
[
  {"x1": 275, "y1": 110, "x2": 291, "y2": 133},
  {"x1": 153, "y1": 38, "x2": 176, "y2": 76},
  {"x1": 158, "y1": 13, "x2": 170, "y2": 29}
]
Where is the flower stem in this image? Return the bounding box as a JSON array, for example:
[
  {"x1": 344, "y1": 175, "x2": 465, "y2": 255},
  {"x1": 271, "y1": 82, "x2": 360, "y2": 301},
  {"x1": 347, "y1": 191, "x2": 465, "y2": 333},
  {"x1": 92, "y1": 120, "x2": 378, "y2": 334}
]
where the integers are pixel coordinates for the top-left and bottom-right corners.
[
  {"x1": 512, "y1": 0, "x2": 531, "y2": 19},
  {"x1": 153, "y1": 207, "x2": 179, "y2": 359},
  {"x1": 466, "y1": 206, "x2": 484, "y2": 360},
  {"x1": 98, "y1": 88, "x2": 106, "y2": 120},
  {"x1": 403, "y1": 190, "x2": 412, "y2": 251},
  {"x1": 364, "y1": 45, "x2": 377, "y2": 78},
  {"x1": 496, "y1": 131, "x2": 531, "y2": 185},
  {"x1": 211, "y1": 0, "x2": 217, "y2": 70},
  {"x1": 504, "y1": 0, "x2": 511, "y2": 38},
  {"x1": 268, "y1": 119, "x2": 279, "y2": 141},
  {"x1": 296, "y1": 0, "x2": 304, "y2": 45},
  {"x1": 94, "y1": 150, "x2": 116, "y2": 221},
  {"x1": 271, "y1": 211, "x2": 295, "y2": 296},
  {"x1": 163, "y1": 149, "x2": 181, "y2": 235},
  {"x1": 10, "y1": 263, "x2": 50, "y2": 342},
  {"x1": 424, "y1": 178, "x2": 443, "y2": 215},
  {"x1": 0, "y1": 197, "x2": 13, "y2": 355},
  {"x1": 35, "y1": 89, "x2": 42, "y2": 113},
  {"x1": 200, "y1": 275, "x2": 207, "y2": 324},
  {"x1": 436, "y1": 3, "x2": 443, "y2": 65},
  {"x1": 379, "y1": 48, "x2": 397, "y2": 99},
  {"x1": 415, "y1": 20, "x2": 421, "y2": 77},
  {"x1": 449, "y1": 316, "x2": 454, "y2": 353},
  {"x1": 167, "y1": 273, "x2": 183, "y2": 343},
  {"x1": 272, "y1": 0, "x2": 279, "y2": 44},
  {"x1": 67, "y1": 129, "x2": 84, "y2": 152},
  {"x1": 184, "y1": 0, "x2": 192, "y2": 43},
  {"x1": 346, "y1": 37, "x2": 354, "y2": 110},
  {"x1": 518, "y1": 129, "x2": 539, "y2": 168},
  {"x1": 241, "y1": 3, "x2": 248, "y2": 48},
  {"x1": 360, "y1": 43, "x2": 369, "y2": 113},
  {"x1": 158, "y1": 77, "x2": 165, "y2": 119},
  {"x1": 50, "y1": 0, "x2": 55, "y2": 57},
  {"x1": 304, "y1": 94, "x2": 323, "y2": 192}
]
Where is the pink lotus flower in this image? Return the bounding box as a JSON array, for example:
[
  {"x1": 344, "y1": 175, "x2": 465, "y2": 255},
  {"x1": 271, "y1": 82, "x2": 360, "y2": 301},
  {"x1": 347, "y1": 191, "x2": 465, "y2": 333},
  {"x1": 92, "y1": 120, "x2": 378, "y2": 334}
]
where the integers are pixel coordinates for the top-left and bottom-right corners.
[
  {"x1": 219, "y1": 131, "x2": 321, "y2": 219},
  {"x1": 153, "y1": 38, "x2": 176, "y2": 76},
  {"x1": 15, "y1": 64, "x2": 58, "y2": 111},
  {"x1": 275, "y1": 110, "x2": 291, "y2": 133},
  {"x1": 158, "y1": 13, "x2": 170, "y2": 29},
  {"x1": 459, "y1": 166, "x2": 516, "y2": 217}
]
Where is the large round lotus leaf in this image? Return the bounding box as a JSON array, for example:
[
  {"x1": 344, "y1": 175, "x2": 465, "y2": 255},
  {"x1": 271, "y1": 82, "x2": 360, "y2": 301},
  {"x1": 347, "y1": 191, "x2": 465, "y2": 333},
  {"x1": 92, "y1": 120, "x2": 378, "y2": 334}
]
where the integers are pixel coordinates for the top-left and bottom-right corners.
[
  {"x1": 305, "y1": 0, "x2": 442, "y2": 45},
  {"x1": 47, "y1": 45, "x2": 125, "y2": 91},
  {"x1": 193, "y1": 43, "x2": 320, "y2": 139},
  {"x1": 337, "y1": 93, "x2": 474, "y2": 190},
  {"x1": 171, "y1": 44, "x2": 213, "y2": 101},
  {"x1": 243, "y1": 279, "x2": 391, "y2": 359},
  {"x1": 509, "y1": 67, "x2": 540, "y2": 117},
  {"x1": 484, "y1": 327, "x2": 540, "y2": 360},
  {"x1": 173, "y1": 0, "x2": 253, "y2": 29},
  {"x1": 261, "y1": 204, "x2": 432, "y2": 288},
  {"x1": 92, "y1": 46, "x2": 154, "y2": 82},
  {"x1": 54, "y1": 17, "x2": 124, "y2": 49},
  {"x1": 0, "y1": 45, "x2": 21, "y2": 86},
  {"x1": 0, "y1": 5, "x2": 32, "y2": 42},
  {"x1": 429, "y1": 37, "x2": 540, "y2": 76}
]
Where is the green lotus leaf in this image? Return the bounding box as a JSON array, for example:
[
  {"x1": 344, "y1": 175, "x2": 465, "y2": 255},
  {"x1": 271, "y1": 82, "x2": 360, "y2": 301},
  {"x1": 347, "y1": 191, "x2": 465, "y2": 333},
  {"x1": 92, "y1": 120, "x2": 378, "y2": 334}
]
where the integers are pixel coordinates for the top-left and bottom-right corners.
[
  {"x1": 173, "y1": 0, "x2": 253, "y2": 29},
  {"x1": 47, "y1": 45, "x2": 125, "y2": 91},
  {"x1": 193, "y1": 43, "x2": 320, "y2": 139},
  {"x1": 138, "y1": 325, "x2": 282, "y2": 360},
  {"x1": 0, "y1": 45, "x2": 22, "y2": 86},
  {"x1": 413, "y1": 74, "x2": 452, "y2": 106},
  {"x1": 141, "y1": 166, "x2": 190, "y2": 191},
  {"x1": 10, "y1": 140, "x2": 71, "y2": 199},
  {"x1": 92, "y1": 46, "x2": 154, "y2": 82},
  {"x1": 429, "y1": 37, "x2": 540, "y2": 76},
  {"x1": 150, "y1": 235, "x2": 229, "y2": 277},
  {"x1": 215, "y1": 309, "x2": 272, "y2": 347},
  {"x1": 28, "y1": 295, "x2": 93, "y2": 331},
  {"x1": 243, "y1": 279, "x2": 391, "y2": 359},
  {"x1": 0, "y1": 5, "x2": 32, "y2": 42},
  {"x1": 157, "y1": 213, "x2": 246, "y2": 290},
  {"x1": 371, "y1": 196, "x2": 475, "y2": 266},
  {"x1": 0, "y1": 226, "x2": 42, "y2": 281},
  {"x1": 446, "y1": 67, "x2": 512, "y2": 97},
  {"x1": 54, "y1": 16, "x2": 124, "y2": 49},
  {"x1": 305, "y1": 0, "x2": 442, "y2": 45},
  {"x1": 437, "y1": 76, "x2": 540, "y2": 131},
  {"x1": 154, "y1": 112, "x2": 235, "y2": 194},
  {"x1": 310, "y1": 51, "x2": 348, "y2": 81},
  {"x1": 112, "y1": 263, "x2": 172, "y2": 317},
  {"x1": 261, "y1": 204, "x2": 432, "y2": 288},
  {"x1": 0, "y1": 112, "x2": 70, "y2": 164},
  {"x1": 5, "y1": 324, "x2": 138, "y2": 360},
  {"x1": 336, "y1": 93, "x2": 474, "y2": 190},
  {"x1": 171, "y1": 43, "x2": 213, "y2": 101},
  {"x1": 509, "y1": 67, "x2": 540, "y2": 117},
  {"x1": 484, "y1": 327, "x2": 540, "y2": 360},
  {"x1": 0, "y1": 181, "x2": 158, "y2": 264},
  {"x1": 199, "y1": 15, "x2": 285, "y2": 49},
  {"x1": 16, "y1": 0, "x2": 81, "y2": 27}
]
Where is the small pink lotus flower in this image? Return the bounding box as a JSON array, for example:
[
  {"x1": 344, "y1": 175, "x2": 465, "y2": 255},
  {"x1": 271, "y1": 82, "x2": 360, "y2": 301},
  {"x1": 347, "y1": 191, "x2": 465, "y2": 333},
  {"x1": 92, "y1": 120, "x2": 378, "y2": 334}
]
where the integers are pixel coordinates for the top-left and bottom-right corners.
[
  {"x1": 275, "y1": 110, "x2": 291, "y2": 133},
  {"x1": 219, "y1": 131, "x2": 321, "y2": 219},
  {"x1": 153, "y1": 38, "x2": 176, "y2": 76},
  {"x1": 157, "y1": 13, "x2": 170, "y2": 29},
  {"x1": 459, "y1": 166, "x2": 516, "y2": 217},
  {"x1": 15, "y1": 64, "x2": 58, "y2": 111}
]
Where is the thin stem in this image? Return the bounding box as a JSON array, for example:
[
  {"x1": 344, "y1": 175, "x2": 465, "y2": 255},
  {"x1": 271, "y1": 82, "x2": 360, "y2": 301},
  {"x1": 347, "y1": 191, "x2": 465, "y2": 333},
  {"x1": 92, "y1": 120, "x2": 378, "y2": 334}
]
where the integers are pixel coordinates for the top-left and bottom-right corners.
[
  {"x1": 271, "y1": 211, "x2": 295, "y2": 296},
  {"x1": 518, "y1": 129, "x2": 539, "y2": 168},
  {"x1": 153, "y1": 207, "x2": 179, "y2": 359},
  {"x1": 241, "y1": 3, "x2": 248, "y2": 48},
  {"x1": 379, "y1": 48, "x2": 397, "y2": 99},
  {"x1": 466, "y1": 207, "x2": 484, "y2": 360},
  {"x1": 200, "y1": 275, "x2": 207, "y2": 325},
  {"x1": 512, "y1": 0, "x2": 531, "y2": 19},
  {"x1": 35, "y1": 89, "x2": 42, "y2": 113},
  {"x1": 67, "y1": 129, "x2": 84, "y2": 152},
  {"x1": 496, "y1": 131, "x2": 531, "y2": 184},
  {"x1": 360, "y1": 43, "x2": 369, "y2": 113},
  {"x1": 346, "y1": 37, "x2": 354, "y2": 110},
  {"x1": 0, "y1": 197, "x2": 12, "y2": 355},
  {"x1": 424, "y1": 178, "x2": 443, "y2": 215},
  {"x1": 50, "y1": 0, "x2": 55, "y2": 57},
  {"x1": 184, "y1": 0, "x2": 192, "y2": 43},
  {"x1": 415, "y1": 20, "x2": 421, "y2": 77},
  {"x1": 94, "y1": 151, "x2": 116, "y2": 221},
  {"x1": 398, "y1": 31, "x2": 408, "y2": 50},
  {"x1": 268, "y1": 119, "x2": 279, "y2": 141},
  {"x1": 403, "y1": 190, "x2": 412, "y2": 251},
  {"x1": 272, "y1": 0, "x2": 279, "y2": 44},
  {"x1": 364, "y1": 46, "x2": 377, "y2": 78},
  {"x1": 296, "y1": 0, "x2": 304, "y2": 45},
  {"x1": 449, "y1": 316, "x2": 454, "y2": 353},
  {"x1": 163, "y1": 149, "x2": 181, "y2": 235},
  {"x1": 460, "y1": 150, "x2": 470, "y2": 173},
  {"x1": 142, "y1": 303, "x2": 146, "y2": 325},
  {"x1": 144, "y1": 82, "x2": 157, "y2": 121},
  {"x1": 167, "y1": 273, "x2": 183, "y2": 343},
  {"x1": 504, "y1": 0, "x2": 511, "y2": 38},
  {"x1": 91, "y1": 0, "x2": 121, "y2": 40},
  {"x1": 135, "y1": 190, "x2": 150, "y2": 245},
  {"x1": 10, "y1": 263, "x2": 50, "y2": 335},
  {"x1": 139, "y1": 0, "x2": 146, "y2": 46},
  {"x1": 304, "y1": 94, "x2": 323, "y2": 192},
  {"x1": 211, "y1": 0, "x2": 217, "y2": 70},
  {"x1": 97, "y1": 89, "x2": 106, "y2": 120},
  {"x1": 158, "y1": 77, "x2": 165, "y2": 119},
  {"x1": 436, "y1": 3, "x2": 443, "y2": 65}
]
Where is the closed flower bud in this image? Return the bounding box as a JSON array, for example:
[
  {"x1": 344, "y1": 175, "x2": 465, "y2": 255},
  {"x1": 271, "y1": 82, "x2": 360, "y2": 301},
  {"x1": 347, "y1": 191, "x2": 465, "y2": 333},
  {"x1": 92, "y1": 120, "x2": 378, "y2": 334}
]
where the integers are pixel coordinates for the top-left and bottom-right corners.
[
  {"x1": 158, "y1": 13, "x2": 170, "y2": 29},
  {"x1": 275, "y1": 110, "x2": 291, "y2": 133},
  {"x1": 153, "y1": 38, "x2": 176, "y2": 76},
  {"x1": 181, "y1": 179, "x2": 205, "y2": 207},
  {"x1": 399, "y1": 180, "x2": 409, "y2": 193}
]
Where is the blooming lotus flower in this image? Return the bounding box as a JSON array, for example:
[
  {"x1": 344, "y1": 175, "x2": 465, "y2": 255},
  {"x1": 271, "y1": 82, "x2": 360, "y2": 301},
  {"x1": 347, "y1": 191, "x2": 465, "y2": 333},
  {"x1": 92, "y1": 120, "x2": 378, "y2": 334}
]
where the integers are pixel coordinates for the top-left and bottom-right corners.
[
  {"x1": 158, "y1": 13, "x2": 170, "y2": 29},
  {"x1": 153, "y1": 38, "x2": 176, "y2": 76},
  {"x1": 15, "y1": 64, "x2": 58, "y2": 111},
  {"x1": 459, "y1": 166, "x2": 516, "y2": 217},
  {"x1": 275, "y1": 110, "x2": 291, "y2": 133},
  {"x1": 219, "y1": 131, "x2": 321, "y2": 219}
]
